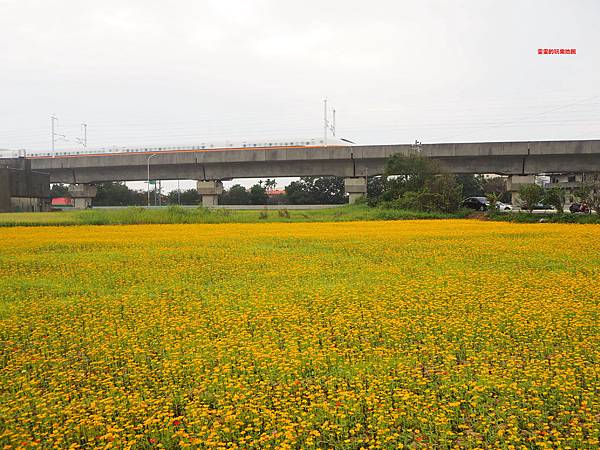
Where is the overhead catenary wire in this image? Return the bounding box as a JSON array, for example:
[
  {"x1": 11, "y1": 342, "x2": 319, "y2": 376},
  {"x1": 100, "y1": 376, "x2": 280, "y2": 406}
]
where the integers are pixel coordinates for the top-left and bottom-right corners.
[{"x1": 2, "y1": 94, "x2": 599, "y2": 150}]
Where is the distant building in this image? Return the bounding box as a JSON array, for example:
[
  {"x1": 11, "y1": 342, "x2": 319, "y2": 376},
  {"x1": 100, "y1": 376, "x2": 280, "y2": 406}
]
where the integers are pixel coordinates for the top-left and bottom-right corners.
[
  {"x1": 546, "y1": 173, "x2": 587, "y2": 204},
  {"x1": 51, "y1": 197, "x2": 74, "y2": 208},
  {"x1": 266, "y1": 189, "x2": 286, "y2": 197},
  {"x1": 0, "y1": 158, "x2": 50, "y2": 212},
  {"x1": 266, "y1": 188, "x2": 288, "y2": 204}
]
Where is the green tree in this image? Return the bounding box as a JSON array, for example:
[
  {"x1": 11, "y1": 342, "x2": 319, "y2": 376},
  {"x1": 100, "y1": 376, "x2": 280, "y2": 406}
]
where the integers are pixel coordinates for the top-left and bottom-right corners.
[
  {"x1": 50, "y1": 183, "x2": 69, "y2": 198},
  {"x1": 260, "y1": 179, "x2": 277, "y2": 191},
  {"x1": 384, "y1": 154, "x2": 442, "y2": 197},
  {"x1": 482, "y1": 176, "x2": 507, "y2": 196},
  {"x1": 426, "y1": 174, "x2": 462, "y2": 212},
  {"x1": 576, "y1": 177, "x2": 600, "y2": 213},
  {"x1": 575, "y1": 184, "x2": 592, "y2": 204},
  {"x1": 543, "y1": 187, "x2": 565, "y2": 214},
  {"x1": 285, "y1": 180, "x2": 312, "y2": 204},
  {"x1": 220, "y1": 185, "x2": 250, "y2": 205},
  {"x1": 518, "y1": 184, "x2": 544, "y2": 213},
  {"x1": 167, "y1": 189, "x2": 200, "y2": 205},
  {"x1": 285, "y1": 177, "x2": 345, "y2": 204},
  {"x1": 312, "y1": 177, "x2": 345, "y2": 203},
  {"x1": 367, "y1": 176, "x2": 386, "y2": 203},
  {"x1": 589, "y1": 181, "x2": 600, "y2": 214},
  {"x1": 380, "y1": 155, "x2": 461, "y2": 212},
  {"x1": 483, "y1": 176, "x2": 510, "y2": 203},
  {"x1": 93, "y1": 182, "x2": 145, "y2": 206},
  {"x1": 456, "y1": 174, "x2": 484, "y2": 198},
  {"x1": 249, "y1": 184, "x2": 268, "y2": 205}
]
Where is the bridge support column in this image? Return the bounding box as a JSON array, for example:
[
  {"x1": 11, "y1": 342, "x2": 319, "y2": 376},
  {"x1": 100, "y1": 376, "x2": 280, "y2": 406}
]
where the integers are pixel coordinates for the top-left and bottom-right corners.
[
  {"x1": 197, "y1": 180, "x2": 223, "y2": 207},
  {"x1": 507, "y1": 175, "x2": 536, "y2": 207},
  {"x1": 345, "y1": 177, "x2": 367, "y2": 204},
  {"x1": 68, "y1": 184, "x2": 97, "y2": 209}
]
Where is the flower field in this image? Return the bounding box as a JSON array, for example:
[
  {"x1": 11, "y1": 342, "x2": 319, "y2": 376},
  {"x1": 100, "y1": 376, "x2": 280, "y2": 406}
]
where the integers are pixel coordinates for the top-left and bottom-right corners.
[{"x1": 0, "y1": 220, "x2": 599, "y2": 449}]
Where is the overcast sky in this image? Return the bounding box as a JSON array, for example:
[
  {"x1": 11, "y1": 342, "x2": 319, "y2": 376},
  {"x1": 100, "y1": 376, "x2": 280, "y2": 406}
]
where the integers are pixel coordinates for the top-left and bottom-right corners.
[{"x1": 1, "y1": 0, "x2": 599, "y2": 190}]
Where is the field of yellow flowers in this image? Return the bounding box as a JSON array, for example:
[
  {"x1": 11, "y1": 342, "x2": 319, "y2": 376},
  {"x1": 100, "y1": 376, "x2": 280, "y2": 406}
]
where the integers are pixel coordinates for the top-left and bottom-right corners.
[{"x1": 0, "y1": 220, "x2": 599, "y2": 449}]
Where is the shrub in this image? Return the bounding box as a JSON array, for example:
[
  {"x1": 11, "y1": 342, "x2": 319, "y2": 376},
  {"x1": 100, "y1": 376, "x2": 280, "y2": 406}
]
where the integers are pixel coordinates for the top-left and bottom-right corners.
[
  {"x1": 518, "y1": 184, "x2": 544, "y2": 213},
  {"x1": 486, "y1": 192, "x2": 499, "y2": 210},
  {"x1": 543, "y1": 188, "x2": 565, "y2": 214}
]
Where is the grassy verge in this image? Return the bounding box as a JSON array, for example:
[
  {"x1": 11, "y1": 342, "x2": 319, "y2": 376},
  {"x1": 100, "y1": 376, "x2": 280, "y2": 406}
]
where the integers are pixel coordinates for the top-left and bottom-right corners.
[{"x1": 0, "y1": 205, "x2": 473, "y2": 227}]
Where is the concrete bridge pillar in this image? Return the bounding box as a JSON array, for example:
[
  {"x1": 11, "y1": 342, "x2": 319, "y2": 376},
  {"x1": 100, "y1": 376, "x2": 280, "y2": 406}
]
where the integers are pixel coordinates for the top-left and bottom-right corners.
[
  {"x1": 197, "y1": 180, "x2": 223, "y2": 207},
  {"x1": 68, "y1": 184, "x2": 97, "y2": 209},
  {"x1": 344, "y1": 177, "x2": 367, "y2": 204},
  {"x1": 507, "y1": 175, "x2": 536, "y2": 207}
]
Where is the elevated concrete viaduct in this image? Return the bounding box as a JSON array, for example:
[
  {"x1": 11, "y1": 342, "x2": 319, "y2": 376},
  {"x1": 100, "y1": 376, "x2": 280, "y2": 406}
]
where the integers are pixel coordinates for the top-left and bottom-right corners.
[{"x1": 23, "y1": 139, "x2": 600, "y2": 207}]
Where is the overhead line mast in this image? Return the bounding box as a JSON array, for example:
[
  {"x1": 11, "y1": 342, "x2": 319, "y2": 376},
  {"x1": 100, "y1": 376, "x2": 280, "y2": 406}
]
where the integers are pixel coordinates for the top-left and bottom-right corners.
[{"x1": 323, "y1": 98, "x2": 336, "y2": 147}]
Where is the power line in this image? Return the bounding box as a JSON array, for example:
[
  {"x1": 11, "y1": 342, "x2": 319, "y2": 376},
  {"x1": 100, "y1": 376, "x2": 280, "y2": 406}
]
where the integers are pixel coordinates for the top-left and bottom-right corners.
[{"x1": 428, "y1": 94, "x2": 600, "y2": 142}]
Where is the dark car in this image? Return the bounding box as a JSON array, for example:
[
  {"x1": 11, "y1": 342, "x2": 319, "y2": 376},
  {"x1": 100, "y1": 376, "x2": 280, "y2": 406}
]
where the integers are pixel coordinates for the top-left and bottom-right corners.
[{"x1": 461, "y1": 197, "x2": 489, "y2": 211}]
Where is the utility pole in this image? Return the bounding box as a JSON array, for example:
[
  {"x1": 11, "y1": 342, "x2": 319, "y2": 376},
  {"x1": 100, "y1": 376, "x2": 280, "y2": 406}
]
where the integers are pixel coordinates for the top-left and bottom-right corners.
[
  {"x1": 323, "y1": 99, "x2": 337, "y2": 147},
  {"x1": 147, "y1": 153, "x2": 157, "y2": 207},
  {"x1": 158, "y1": 180, "x2": 162, "y2": 207},
  {"x1": 323, "y1": 98, "x2": 328, "y2": 147},
  {"x1": 51, "y1": 116, "x2": 58, "y2": 154},
  {"x1": 332, "y1": 108, "x2": 336, "y2": 136},
  {"x1": 75, "y1": 123, "x2": 88, "y2": 148},
  {"x1": 81, "y1": 123, "x2": 87, "y2": 147}
]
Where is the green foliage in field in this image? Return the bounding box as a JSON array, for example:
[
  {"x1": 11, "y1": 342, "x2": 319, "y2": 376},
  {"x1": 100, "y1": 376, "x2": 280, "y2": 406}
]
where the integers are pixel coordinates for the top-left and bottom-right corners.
[{"x1": 0, "y1": 205, "x2": 471, "y2": 227}]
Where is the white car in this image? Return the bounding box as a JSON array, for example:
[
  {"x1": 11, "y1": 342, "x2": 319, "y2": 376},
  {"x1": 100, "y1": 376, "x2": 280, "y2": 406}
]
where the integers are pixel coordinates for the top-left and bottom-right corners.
[{"x1": 496, "y1": 202, "x2": 512, "y2": 211}]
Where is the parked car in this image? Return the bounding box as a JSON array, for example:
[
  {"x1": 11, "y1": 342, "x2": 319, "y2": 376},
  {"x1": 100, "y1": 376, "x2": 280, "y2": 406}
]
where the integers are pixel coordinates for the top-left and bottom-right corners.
[
  {"x1": 569, "y1": 202, "x2": 590, "y2": 214},
  {"x1": 496, "y1": 201, "x2": 512, "y2": 211},
  {"x1": 461, "y1": 197, "x2": 489, "y2": 211}
]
